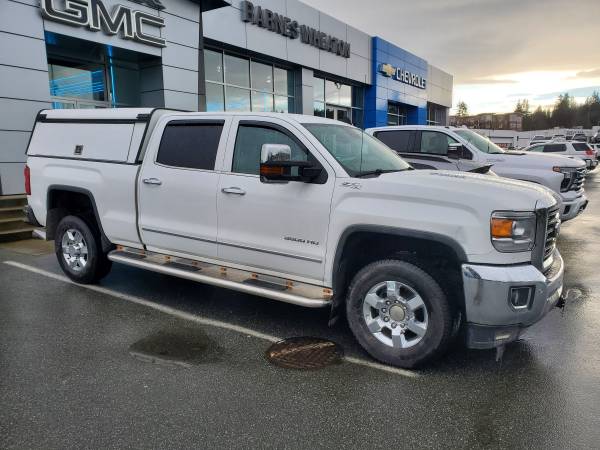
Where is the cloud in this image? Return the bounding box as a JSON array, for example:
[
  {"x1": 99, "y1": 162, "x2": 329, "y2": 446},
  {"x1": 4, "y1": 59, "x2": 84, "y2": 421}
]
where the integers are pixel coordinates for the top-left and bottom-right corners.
[
  {"x1": 534, "y1": 86, "x2": 600, "y2": 101},
  {"x1": 572, "y1": 69, "x2": 600, "y2": 79},
  {"x1": 299, "y1": 0, "x2": 600, "y2": 112},
  {"x1": 457, "y1": 78, "x2": 518, "y2": 85}
]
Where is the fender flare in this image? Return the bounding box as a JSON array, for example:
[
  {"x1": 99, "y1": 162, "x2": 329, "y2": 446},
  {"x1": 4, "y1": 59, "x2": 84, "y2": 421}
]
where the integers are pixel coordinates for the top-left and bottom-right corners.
[
  {"x1": 46, "y1": 184, "x2": 112, "y2": 252},
  {"x1": 329, "y1": 225, "x2": 468, "y2": 319}
]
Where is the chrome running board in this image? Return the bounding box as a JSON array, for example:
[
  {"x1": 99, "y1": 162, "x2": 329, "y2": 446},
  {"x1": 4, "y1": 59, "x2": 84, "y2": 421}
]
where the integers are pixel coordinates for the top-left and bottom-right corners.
[{"x1": 108, "y1": 246, "x2": 332, "y2": 308}]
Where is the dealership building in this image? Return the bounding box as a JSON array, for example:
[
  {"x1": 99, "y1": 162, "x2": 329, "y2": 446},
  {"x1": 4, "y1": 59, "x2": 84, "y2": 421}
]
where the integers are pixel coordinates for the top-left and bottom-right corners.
[{"x1": 0, "y1": 0, "x2": 453, "y2": 195}]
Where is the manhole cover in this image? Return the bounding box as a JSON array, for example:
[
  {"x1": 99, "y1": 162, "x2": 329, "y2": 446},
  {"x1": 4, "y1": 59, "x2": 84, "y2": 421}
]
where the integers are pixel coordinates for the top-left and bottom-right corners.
[{"x1": 265, "y1": 337, "x2": 343, "y2": 370}]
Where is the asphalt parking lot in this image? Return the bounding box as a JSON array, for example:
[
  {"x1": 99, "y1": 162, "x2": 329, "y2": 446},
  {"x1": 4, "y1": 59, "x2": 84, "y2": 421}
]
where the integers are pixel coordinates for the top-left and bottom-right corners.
[{"x1": 1, "y1": 173, "x2": 600, "y2": 449}]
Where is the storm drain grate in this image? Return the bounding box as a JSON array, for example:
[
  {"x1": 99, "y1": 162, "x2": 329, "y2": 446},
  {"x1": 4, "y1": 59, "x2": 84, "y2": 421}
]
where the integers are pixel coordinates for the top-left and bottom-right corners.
[{"x1": 265, "y1": 337, "x2": 343, "y2": 370}]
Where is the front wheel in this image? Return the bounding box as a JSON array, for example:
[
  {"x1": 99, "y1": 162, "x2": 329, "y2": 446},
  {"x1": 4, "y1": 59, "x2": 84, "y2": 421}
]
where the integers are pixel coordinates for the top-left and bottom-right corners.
[
  {"x1": 346, "y1": 259, "x2": 454, "y2": 368},
  {"x1": 55, "y1": 215, "x2": 112, "y2": 284}
]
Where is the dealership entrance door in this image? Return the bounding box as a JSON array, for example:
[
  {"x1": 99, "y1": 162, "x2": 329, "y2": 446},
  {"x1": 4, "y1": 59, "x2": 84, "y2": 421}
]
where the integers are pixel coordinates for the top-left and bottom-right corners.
[{"x1": 326, "y1": 106, "x2": 352, "y2": 124}]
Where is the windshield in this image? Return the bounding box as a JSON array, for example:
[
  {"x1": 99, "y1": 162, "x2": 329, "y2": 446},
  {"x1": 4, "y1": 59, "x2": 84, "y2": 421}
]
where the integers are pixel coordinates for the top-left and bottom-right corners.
[
  {"x1": 455, "y1": 129, "x2": 505, "y2": 154},
  {"x1": 303, "y1": 123, "x2": 411, "y2": 177}
]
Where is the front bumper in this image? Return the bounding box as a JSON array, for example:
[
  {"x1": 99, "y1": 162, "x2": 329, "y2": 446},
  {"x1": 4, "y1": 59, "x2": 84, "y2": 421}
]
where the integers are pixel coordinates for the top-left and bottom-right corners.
[
  {"x1": 560, "y1": 192, "x2": 588, "y2": 221},
  {"x1": 462, "y1": 250, "x2": 564, "y2": 349}
]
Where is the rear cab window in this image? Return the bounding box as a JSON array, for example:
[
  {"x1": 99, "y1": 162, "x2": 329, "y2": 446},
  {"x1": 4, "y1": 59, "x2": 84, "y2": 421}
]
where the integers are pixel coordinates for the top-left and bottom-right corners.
[
  {"x1": 373, "y1": 130, "x2": 416, "y2": 153},
  {"x1": 156, "y1": 121, "x2": 225, "y2": 170}
]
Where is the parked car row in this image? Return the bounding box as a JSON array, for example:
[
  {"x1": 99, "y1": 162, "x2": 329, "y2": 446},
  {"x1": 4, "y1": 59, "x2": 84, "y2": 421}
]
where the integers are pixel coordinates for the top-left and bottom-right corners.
[
  {"x1": 530, "y1": 132, "x2": 589, "y2": 146},
  {"x1": 24, "y1": 110, "x2": 570, "y2": 368}
]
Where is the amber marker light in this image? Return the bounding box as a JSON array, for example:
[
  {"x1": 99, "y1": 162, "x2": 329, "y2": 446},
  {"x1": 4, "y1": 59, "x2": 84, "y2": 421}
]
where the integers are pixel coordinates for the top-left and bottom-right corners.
[{"x1": 491, "y1": 218, "x2": 514, "y2": 238}]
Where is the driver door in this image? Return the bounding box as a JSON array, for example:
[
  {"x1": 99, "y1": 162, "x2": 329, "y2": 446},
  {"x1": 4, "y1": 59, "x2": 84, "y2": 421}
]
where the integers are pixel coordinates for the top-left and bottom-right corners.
[
  {"x1": 216, "y1": 117, "x2": 335, "y2": 282},
  {"x1": 414, "y1": 130, "x2": 462, "y2": 171}
]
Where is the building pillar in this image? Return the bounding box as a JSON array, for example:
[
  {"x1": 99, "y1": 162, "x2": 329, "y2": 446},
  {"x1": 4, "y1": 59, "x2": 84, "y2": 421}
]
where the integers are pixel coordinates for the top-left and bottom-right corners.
[
  {"x1": 0, "y1": 0, "x2": 52, "y2": 195},
  {"x1": 294, "y1": 68, "x2": 315, "y2": 115}
]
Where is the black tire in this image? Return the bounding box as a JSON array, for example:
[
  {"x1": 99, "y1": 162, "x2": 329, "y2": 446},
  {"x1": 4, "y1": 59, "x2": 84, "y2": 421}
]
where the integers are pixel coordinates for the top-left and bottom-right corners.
[
  {"x1": 346, "y1": 259, "x2": 454, "y2": 368},
  {"x1": 55, "y1": 215, "x2": 112, "y2": 284}
]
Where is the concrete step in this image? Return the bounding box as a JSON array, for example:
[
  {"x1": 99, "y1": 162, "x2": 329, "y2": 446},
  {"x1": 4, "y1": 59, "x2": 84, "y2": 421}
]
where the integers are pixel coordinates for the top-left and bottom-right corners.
[
  {"x1": 0, "y1": 207, "x2": 25, "y2": 221},
  {"x1": 0, "y1": 195, "x2": 27, "y2": 209},
  {"x1": 0, "y1": 217, "x2": 28, "y2": 232},
  {"x1": 0, "y1": 226, "x2": 37, "y2": 243}
]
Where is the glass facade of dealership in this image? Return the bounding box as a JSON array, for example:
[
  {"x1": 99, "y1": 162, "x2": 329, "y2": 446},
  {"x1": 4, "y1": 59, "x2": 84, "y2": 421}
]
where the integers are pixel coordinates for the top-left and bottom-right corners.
[{"x1": 0, "y1": 0, "x2": 452, "y2": 195}]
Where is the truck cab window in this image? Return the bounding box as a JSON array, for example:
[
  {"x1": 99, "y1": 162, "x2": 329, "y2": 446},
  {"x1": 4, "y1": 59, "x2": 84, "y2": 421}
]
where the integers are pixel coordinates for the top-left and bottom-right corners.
[
  {"x1": 374, "y1": 130, "x2": 414, "y2": 153},
  {"x1": 420, "y1": 131, "x2": 457, "y2": 155},
  {"x1": 156, "y1": 122, "x2": 224, "y2": 170},
  {"x1": 232, "y1": 124, "x2": 308, "y2": 175}
]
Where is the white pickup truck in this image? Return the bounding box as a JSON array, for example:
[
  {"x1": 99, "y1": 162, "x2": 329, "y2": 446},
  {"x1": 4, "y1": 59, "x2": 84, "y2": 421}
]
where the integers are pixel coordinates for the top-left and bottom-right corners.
[
  {"x1": 25, "y1": 109, "x2": 565, "y2": 368},
  {"x1": 367, "y1": 126, "x2": 588, "y2": 221}
]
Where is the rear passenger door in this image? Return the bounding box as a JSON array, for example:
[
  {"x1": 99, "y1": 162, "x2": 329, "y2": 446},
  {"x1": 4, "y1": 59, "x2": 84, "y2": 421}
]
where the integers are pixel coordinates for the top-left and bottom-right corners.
[{"x1": 138, "y1": 117, "x2": 230, "y2": 259}]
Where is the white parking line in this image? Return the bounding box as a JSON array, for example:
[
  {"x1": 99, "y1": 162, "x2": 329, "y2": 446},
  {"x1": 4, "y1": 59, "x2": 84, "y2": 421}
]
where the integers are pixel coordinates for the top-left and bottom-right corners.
[{"x1": 3, "y1": 260, "x2": 418, "y2": 378}]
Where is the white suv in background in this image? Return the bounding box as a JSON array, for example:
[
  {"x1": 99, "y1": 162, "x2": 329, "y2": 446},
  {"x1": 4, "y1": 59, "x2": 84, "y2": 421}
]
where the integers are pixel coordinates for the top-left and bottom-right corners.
[
  {"x1": 366, "y1": 125, "x2": 588, "y2": 221},
  {"x1": 525, "y1": 141, "x2": 598, "y2": 170}
]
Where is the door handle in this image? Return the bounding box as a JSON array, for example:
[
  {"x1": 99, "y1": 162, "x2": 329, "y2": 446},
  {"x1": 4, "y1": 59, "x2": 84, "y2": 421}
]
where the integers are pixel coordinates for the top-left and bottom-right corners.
[
  {"x1": 221, "y1": 187, "x2": 246, "y2": 195},
  {"x1": 142, "y1": 177, "x2": 162, "y2": 186}
]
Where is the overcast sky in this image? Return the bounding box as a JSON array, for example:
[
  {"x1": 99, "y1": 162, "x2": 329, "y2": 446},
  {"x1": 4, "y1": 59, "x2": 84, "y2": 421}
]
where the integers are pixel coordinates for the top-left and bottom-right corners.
[{"x1": 301, "y1": 0, "x2": 600, "y2": 114}]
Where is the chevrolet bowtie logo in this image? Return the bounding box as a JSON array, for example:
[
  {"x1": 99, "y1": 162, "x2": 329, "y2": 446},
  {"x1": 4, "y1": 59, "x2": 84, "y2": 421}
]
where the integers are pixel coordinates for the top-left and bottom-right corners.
[{"x1": 379, "y1": 63, "x2": 395, "y2": 77}]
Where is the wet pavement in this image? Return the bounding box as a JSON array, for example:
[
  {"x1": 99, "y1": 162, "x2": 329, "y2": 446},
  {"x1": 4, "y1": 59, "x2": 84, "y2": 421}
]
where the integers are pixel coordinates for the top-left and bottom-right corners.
[{"x1": 1, "y1": 173, "x2": 600, "y2": 449}]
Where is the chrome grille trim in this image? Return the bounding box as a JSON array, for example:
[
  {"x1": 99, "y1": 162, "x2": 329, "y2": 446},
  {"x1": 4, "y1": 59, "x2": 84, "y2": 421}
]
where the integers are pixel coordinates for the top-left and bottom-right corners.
[
  {"x1": 544, "y1": 205, "x2": 561, "y2": 263},
  {"x1": 568, "y1": 168, "x2": 586, "y2": 192}
]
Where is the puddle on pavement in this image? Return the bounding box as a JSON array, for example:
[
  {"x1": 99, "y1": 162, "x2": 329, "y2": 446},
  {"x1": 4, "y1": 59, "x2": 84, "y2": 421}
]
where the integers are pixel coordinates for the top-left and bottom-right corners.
[
  {"x1": 129, "y1": 327, "x2": 222, "y2": 368},
  {"x1": 563, "y1": 286, "x2": 590, "y2": 304}
]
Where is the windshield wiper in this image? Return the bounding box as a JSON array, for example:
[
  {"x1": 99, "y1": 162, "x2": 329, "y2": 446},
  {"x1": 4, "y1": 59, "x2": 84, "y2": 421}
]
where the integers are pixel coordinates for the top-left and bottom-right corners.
[{"x1": 354, "y1": 169, "x2": 403, "y2": 178}]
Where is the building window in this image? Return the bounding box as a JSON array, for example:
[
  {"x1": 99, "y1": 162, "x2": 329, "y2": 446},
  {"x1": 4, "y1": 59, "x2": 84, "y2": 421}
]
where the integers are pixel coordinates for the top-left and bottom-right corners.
[
  {"x1": 46, "y1": 34, "x2": 149, "y2": 110},
  {"x1": 313, "y1": 76, "x2": 363, "y2": 127},
  {"x1": 387, "y1": 102, "x2": 407, "y2": 126},
  {"x1": 204, "y1": 49, "x2": 294, "y2": 113},
  {"x1": 427, "y1": 103, "x2": 447, "y2": 126}
]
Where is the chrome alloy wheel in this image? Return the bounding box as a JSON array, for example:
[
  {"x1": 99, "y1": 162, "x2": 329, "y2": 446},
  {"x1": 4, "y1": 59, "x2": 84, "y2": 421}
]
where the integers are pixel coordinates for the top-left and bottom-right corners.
[
  {"x1": 362, "y1": 281, "x2": 429, "y2": 349},
  {"x1": 61, "y1": 229, "x2": 88, "y2": 272}
]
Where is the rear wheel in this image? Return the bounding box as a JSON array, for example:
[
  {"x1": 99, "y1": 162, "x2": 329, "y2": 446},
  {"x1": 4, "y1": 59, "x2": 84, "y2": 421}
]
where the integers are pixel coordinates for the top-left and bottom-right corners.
[
  {"x1": 346, "y1": 259, "x2": 454, "y2": 368},
  {"x1": 55, "y1": 215, "x2": 112, "y2": 284}
]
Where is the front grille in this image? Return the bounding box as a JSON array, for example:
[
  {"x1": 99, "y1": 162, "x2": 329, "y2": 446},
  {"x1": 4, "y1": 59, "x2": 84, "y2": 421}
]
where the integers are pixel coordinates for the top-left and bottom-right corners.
[
  {"x1": 568, "y1": 168, "x2": 586, "y2": 192},
  {"x1": 544, "y1": 205, "x2": 560, "y2": 261}
]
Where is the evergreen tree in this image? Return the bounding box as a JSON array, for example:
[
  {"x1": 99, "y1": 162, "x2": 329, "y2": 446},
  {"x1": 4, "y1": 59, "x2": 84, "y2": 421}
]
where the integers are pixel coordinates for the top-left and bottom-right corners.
[{"x1": 456, "y1": 101, "x2": 468, "y2": 117}]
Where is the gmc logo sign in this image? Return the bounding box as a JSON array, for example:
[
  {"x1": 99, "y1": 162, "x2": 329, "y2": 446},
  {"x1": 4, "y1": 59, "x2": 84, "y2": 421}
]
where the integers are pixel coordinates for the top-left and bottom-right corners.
[{"x1": 41, "y1": 0, "x2": 166, "y2": 48}]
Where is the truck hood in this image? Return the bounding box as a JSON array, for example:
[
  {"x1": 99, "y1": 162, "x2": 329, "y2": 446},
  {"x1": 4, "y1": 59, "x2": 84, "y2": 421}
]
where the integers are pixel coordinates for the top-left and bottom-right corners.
[
  {"x1": 360, "y1": 169, "x2": 557, "y2": 211},
  {"x1": 488, "y1": 151, "x2": 586, "y2": 169}
]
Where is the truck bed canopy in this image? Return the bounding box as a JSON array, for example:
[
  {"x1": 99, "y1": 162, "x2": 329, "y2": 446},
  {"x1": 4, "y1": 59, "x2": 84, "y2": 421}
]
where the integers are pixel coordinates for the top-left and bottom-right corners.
[{"x1": 28, "y1": 108, "x2": 172, "y2": 164}]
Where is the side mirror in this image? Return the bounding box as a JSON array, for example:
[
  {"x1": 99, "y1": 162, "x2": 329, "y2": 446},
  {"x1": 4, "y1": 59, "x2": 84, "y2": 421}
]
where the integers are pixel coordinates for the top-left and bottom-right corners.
[
  {"x1": 259, "y1": 143, "x2": 322, "y2": 183},
  {"x1": 447, "y1": 143, "x2": 471, "y2": 160}
]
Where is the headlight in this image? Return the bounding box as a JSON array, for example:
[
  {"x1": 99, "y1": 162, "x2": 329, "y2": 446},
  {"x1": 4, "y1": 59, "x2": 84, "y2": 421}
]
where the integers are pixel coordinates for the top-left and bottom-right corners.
[
  {"x1": 553, "y1": 166, "x2": 577, "y2": 192},
  {"x1": 490, "y1": 211, "x2": 536, "y2": 252}
]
